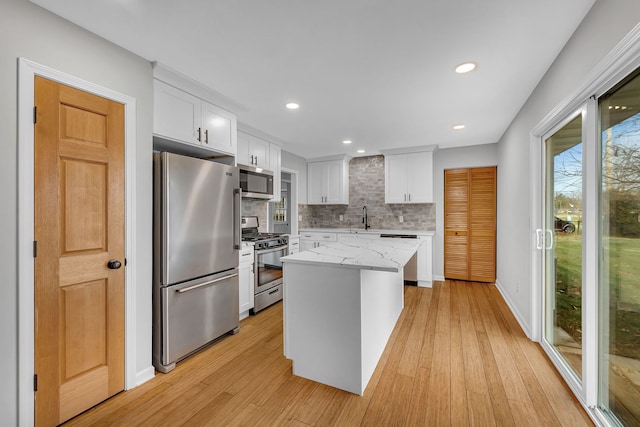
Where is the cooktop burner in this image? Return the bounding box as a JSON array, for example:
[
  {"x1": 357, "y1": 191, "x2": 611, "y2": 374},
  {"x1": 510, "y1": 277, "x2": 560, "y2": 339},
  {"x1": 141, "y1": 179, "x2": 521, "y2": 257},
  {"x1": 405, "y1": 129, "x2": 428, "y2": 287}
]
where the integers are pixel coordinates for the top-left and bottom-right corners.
[{"x1": 240, "y1": 216, "x2": 287, "y2": 244}]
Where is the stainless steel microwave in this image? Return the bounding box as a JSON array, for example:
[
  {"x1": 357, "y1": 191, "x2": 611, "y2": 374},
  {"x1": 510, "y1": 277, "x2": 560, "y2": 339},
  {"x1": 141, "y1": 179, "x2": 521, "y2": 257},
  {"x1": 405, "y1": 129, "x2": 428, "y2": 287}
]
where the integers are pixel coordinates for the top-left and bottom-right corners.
[{"x1": 238, "y1": 164, "x2": 274, "y2": 199}]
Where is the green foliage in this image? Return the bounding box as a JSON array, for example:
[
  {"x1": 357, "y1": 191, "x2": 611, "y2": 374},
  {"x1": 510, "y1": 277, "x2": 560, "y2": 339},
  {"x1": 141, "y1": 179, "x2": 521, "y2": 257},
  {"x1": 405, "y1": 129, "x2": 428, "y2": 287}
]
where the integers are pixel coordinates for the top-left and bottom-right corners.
[{"x1": 553, "y1": 234, "x2": 640, "y2": 360}]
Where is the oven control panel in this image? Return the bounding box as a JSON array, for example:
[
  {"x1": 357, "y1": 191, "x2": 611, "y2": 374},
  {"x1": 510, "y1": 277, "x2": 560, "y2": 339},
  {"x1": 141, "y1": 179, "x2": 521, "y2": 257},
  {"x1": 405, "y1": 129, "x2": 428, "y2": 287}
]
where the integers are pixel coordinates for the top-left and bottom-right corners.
[{"x1": 254, "y1": 237, "x2": 288, "y2": 251}]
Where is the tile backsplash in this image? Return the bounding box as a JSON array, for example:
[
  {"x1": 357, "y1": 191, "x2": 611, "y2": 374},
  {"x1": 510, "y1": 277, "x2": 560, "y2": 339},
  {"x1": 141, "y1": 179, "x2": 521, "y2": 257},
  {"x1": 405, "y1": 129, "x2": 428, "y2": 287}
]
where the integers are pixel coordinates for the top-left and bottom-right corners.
[
  {"x1": 242, "y1": 199, "x2": 268, "y2": 231},
  {"x1": 299, "y1": 155, "x2": 435, "y2": 230}
]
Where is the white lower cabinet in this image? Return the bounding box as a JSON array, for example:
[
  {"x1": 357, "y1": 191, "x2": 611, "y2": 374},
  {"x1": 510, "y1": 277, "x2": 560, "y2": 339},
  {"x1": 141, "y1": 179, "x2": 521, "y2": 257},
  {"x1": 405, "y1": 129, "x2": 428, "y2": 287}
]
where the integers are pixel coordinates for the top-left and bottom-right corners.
[
  {"x1": 415, "y1": 235, "x2": 433, "y2": 287},
  {"x1": 288, "y1": 236, "x2": 300, "y2": 255},
  {"x1": 239, "y1": 244, "x2": 254, "y2": 319},
  {"x1": 299, "y1": 232, "x2": 337, "y2": 251}
]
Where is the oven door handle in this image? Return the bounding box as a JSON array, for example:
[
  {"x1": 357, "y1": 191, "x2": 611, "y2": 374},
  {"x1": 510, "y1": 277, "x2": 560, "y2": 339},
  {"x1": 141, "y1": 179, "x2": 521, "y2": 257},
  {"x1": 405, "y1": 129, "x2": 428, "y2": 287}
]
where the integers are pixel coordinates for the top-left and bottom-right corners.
[
  {"x1": 255, "y1": 245, "x2": 288, "y2": 255},
  {"x1": 175, "y1": 273, "x2": 239, "y2": 294}
]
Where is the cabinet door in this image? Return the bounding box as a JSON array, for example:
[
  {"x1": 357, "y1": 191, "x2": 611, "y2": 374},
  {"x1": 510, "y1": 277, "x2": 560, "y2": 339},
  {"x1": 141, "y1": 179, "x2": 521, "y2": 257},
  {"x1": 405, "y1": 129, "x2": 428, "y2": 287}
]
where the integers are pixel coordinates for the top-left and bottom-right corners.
[
  {"x1": 407, "y1": 151, "x2": 432, "y2": 203},
  {"x1": 299, "y1": 240, "x2": 315, "y2": 252},
  {"x1": 307, "y1": 162, "x2": 325, "y2": 204},
  {"x1": 201, "y1": 101, "x2": 236, "y2": 155},
  {"x1": 237, "y1": 132, "x2": 251, "y2": 165},
  {"x1": 239, "y1": 262, "x2": 254, "y2": 314},
  {"x1": 324, "y1": 161, "x2": 345, "y2": 204},
  {"x1": 416, "y1": 235, "x2": 432, "y2": 285},
  {"x1": 153, "y1": 80, "x2": 201, "y2": 145},
  {"x1": 249, "y1": 138, "x2": 269, "y2": 168},
  {"x1": 385, "y1": 154, "x2": 408, "y2": 203},
  {"x1": 269, "y1": 143, "x2": 281, "y2": 203}
]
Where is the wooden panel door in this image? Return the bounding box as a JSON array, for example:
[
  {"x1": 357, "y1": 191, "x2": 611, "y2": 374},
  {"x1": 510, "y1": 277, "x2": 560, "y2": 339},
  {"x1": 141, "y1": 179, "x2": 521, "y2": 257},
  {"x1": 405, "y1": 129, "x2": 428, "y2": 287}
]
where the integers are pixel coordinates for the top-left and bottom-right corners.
[
  {"x1": 469, "y1": 167, "x2": 497, "y2": 282},
  {"x1": 444, "y1": 169, "x2": 469, "y2": 279},
  {"x1": 34, "y1": 76, "x2": 125, "y2": 426},
  {"x1": 444, "y1": 167, "x2": 496, "y2": 282}
]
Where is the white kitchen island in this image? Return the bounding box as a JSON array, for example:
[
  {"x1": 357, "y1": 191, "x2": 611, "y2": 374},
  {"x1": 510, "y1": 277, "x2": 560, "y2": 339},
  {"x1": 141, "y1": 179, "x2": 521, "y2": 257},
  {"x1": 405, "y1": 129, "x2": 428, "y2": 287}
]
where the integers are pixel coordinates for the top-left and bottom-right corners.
[{"x1": 281, "y1": 236, "x2": 423, "y2": 395}]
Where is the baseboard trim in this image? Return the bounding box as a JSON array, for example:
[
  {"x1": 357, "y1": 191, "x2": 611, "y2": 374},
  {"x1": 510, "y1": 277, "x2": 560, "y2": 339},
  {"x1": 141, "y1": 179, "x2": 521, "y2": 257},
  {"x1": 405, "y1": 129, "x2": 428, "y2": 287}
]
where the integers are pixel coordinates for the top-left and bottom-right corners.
[
  {"x1": 495, "y1": 279, "x2": 532, "y2": 339},
  {"x1": 433, "y1": 275, "x2": 445, "y2": 282},
  {"x1": 134, "y1": 366, "x2": 155, "y2": 389}
]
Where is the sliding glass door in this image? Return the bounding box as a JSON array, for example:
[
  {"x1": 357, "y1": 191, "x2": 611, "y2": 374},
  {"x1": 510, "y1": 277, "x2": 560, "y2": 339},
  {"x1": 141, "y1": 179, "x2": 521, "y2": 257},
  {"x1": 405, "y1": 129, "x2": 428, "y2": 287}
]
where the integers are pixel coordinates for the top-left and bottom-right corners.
[
  {"x1": 599, "y1": 71, "x2": 640, "y2": 426},
  {"x1": 543, "y1": 113, "x2": 584, "y2": 382}
]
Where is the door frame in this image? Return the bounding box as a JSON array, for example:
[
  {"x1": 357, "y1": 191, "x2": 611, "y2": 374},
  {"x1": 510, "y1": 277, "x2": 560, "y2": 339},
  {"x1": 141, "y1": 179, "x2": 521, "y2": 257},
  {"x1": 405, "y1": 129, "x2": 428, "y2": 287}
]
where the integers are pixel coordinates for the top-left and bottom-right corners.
[
  {"x1": 529, "y1": 23, "x2": 640, "y2": 422},
  {"x1": 17, "y1": 58, "x2": 138, "y2": 425}
]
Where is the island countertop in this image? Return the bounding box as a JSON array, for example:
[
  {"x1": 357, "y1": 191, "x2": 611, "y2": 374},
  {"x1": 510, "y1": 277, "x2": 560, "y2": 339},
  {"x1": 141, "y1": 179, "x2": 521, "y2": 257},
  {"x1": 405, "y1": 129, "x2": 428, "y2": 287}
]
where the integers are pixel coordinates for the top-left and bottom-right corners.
[{"x1": 281, "y1": 235, "x2": 422, "y2": 272}]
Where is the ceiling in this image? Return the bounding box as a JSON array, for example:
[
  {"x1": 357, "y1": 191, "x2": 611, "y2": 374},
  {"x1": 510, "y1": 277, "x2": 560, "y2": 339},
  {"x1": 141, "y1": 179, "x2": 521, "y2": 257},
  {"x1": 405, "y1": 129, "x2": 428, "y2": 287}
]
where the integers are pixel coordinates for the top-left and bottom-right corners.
[{"x1": 31, "y1": 0, "x2": 596, "y2": 159}]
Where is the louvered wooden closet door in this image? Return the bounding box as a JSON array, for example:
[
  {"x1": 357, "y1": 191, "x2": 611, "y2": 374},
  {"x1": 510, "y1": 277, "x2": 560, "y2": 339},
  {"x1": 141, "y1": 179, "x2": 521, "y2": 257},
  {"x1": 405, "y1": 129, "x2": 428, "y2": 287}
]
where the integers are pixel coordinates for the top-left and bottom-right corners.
[
  {"x1": 444, "y1": 169, "x2": 469, "y2": 280},
  {"x1": 469, "y1": 167, "x2": 496, "y2": 282},
  {"x1": 444, "y1": 167, "x2": 496, "y2": 282}
]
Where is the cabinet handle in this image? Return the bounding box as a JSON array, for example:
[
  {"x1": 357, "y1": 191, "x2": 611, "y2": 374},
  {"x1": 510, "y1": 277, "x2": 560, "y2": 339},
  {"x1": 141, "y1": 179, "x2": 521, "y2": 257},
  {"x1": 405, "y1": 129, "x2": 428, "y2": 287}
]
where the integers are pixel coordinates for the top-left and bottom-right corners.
[
  {"x1": 197, "y1": 127, "x2": 202, "y2": 142},
  {"x1": 204, "y1": 129, "x2": 209, "y2": 144},
  {"x1": 255, "y1": 155, "x2": 258, "y2": 165},
  {"x1": 408, "y1": 193, "x2": 411, "y2": 201},
  {"x1": 404, "y1": 194, "x2": 407, "y2": 202}
]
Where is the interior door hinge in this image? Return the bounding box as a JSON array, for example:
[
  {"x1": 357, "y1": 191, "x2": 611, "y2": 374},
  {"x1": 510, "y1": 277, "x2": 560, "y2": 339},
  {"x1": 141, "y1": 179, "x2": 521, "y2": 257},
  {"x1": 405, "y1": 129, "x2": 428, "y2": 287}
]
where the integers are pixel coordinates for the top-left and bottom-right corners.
[
  {"x1": 34, "y1": 374, "x2": 38, "y2": 392},
  {"x1": 33, "y1": 106, "x2": 37, "y2": 124},
  {"x1": 33, "y1": 241, "x2": 37, "y2": 258}
]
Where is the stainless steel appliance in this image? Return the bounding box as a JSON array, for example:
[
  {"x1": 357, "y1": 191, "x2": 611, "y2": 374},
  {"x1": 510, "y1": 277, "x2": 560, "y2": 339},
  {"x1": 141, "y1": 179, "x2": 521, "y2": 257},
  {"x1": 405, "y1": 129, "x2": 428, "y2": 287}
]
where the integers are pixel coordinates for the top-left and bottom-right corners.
[
  {"x1": 153, "y1": 152, "x2": 241, "y2": 373},
  {"x1": 241, "y1": 216, "x2": 288, "y2": 313},
  {"x1": 238, "y1": 164, "x2": 274, "y2": 199},
  {"x1": 380, "y1": 233, "x2": 418, "y2": 283}
]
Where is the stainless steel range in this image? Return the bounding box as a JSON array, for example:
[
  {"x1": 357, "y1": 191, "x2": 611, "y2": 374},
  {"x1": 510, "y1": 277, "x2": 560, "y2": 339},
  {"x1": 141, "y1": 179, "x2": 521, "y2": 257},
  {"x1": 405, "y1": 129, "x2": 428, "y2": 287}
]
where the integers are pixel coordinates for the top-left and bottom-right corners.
[{"x1": 241, "y1": 216, "x2": 288, "y2": 314}]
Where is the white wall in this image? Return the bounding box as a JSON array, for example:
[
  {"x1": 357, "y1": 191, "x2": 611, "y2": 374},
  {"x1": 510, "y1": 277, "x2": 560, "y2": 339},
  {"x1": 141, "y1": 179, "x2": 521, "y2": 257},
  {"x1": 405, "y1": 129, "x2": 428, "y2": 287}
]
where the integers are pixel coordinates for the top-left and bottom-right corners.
[
  {"x1": 496, "y1": 0, "x2": 640, "y2": 335},
  {"x1": 432, "y1": 144, "x2": 498, "y2": 280},
  {"x1": 282, "y1": 149, "x2": 308, "y2": 204},
  {"x1": 0, "y1": 0, "x2": 154, "y2": 423}
]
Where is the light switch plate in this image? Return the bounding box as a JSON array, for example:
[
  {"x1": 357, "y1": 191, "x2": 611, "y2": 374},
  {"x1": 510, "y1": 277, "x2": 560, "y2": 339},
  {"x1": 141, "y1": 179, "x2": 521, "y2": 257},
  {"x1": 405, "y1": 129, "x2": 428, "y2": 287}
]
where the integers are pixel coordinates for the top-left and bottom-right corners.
[{"x1": 339, "y1": 215, "x2": 344, "y2": 221}]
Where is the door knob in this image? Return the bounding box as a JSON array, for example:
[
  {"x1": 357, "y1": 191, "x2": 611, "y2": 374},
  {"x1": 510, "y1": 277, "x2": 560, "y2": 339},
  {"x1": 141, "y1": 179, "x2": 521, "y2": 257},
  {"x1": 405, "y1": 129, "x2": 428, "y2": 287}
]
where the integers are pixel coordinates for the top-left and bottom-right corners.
[{"x1": 107, "y1": 259, "x2": 122, "y2": 270}]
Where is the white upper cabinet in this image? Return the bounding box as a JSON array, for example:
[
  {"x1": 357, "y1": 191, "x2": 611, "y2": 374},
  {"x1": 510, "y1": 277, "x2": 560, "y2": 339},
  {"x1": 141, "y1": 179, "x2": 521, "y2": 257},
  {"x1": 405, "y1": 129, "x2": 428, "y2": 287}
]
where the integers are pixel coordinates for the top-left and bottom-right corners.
[
  {"x1": 269, "y1": 143, "x2": 282, "y2": 203},
  {"x1": 153, "y1": 80, "x2": 237, "y2": 156},
  {"x1": 201, "y1": 101, "x2": 236, "y2": 154},
  {"x1": 153, "y1": 80, "x2": 202, "y2": 146},
  {"x1": 307, "y1": 155, "x2": 351, "y2": 205},
  {"x1": 237, "y1": 131, "x2": 269, "y2": 169},
  {"x1": 382, "y1": 146, "x2": 436, "y2": 204},
  {"x1": 152, "y1": 63, "x2": 239, "y2": 159},
  {"x1": 238, "y1": 130, "x2": 282, "y2": 201}
]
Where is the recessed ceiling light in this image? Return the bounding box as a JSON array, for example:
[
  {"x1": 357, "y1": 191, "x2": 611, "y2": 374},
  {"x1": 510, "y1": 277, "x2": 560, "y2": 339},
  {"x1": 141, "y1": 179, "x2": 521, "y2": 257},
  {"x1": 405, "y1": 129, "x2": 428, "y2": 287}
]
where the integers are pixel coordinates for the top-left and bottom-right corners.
[
  {"x1": 455, "y1": 62, "x2": 476, "y2": 74},
  {"x1": 342, "y1": 140, "x2": 352, "y2": 144},
  {"x1": 453, "y1": 124, "x2": 465, "y2": 130},
  {"x1": 285, "y1": 102, "x2": 299, "y2": 110},
  {"x1": 357, "y1": 149, "x2": 365, "y2": 154}
]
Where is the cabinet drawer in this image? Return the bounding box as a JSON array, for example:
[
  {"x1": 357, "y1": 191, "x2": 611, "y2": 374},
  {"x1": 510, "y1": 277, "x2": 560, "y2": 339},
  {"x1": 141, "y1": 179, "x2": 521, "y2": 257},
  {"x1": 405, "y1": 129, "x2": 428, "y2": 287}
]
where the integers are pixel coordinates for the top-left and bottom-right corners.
[{"x1": 300, "y1": 232, "x2": 337, "y2": 241}]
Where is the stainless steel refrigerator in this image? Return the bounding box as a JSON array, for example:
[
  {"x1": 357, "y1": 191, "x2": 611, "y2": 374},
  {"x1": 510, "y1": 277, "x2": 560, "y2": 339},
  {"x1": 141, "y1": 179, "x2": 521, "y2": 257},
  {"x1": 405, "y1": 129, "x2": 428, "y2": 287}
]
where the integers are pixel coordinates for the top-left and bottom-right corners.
[{"x1": 153, "y1": 152, "x2": 241, "y2": 373}]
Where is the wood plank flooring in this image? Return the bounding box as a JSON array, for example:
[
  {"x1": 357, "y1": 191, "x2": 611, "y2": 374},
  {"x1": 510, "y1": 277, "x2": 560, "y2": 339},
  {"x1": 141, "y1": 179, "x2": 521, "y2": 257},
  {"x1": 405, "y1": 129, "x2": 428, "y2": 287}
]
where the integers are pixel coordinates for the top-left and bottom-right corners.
[{"x1": 63, "y1": 281, "x2": 593, "y2": 426}]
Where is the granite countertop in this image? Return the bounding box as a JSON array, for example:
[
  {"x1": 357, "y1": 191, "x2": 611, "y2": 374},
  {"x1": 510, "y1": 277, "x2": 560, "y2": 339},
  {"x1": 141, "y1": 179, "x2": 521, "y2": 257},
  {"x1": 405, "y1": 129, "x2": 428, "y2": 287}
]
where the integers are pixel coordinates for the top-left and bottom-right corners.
[
  {"x1": 281, "y1": 236, "x2": 422, "y2": 272},
  {"x1": 299, "y1": 228, "x2": 435, "y2": 236}
]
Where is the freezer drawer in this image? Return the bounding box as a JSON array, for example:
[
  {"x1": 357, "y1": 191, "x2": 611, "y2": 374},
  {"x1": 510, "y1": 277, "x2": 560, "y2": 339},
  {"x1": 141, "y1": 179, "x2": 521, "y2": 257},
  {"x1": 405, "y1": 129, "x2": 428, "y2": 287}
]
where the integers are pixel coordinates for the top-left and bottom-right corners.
[{"x1": 156, "y1": 270, "x2": 239, "y2": 372}]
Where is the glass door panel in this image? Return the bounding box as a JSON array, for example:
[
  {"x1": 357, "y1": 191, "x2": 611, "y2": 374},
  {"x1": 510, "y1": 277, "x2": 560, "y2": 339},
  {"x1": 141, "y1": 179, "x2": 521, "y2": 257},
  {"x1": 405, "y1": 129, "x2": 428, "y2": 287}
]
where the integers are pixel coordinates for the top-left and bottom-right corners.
[
  {"x1": 544, "y1": 114, "x2": 584, "y2": 380},
  {"x1": 599, "y1": 70, "x2": 640, "y2": 426}
]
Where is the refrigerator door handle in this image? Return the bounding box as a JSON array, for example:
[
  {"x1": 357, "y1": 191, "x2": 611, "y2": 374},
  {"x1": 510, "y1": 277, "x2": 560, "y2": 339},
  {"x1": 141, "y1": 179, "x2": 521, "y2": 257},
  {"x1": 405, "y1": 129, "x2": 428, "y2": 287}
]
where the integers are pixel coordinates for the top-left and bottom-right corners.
[
  {"x1": 233, "y1": 188, "x2": 241, "y2": 249},
  {"x1": 175, "y1": 273, "x2": 239, "y2": 293}
]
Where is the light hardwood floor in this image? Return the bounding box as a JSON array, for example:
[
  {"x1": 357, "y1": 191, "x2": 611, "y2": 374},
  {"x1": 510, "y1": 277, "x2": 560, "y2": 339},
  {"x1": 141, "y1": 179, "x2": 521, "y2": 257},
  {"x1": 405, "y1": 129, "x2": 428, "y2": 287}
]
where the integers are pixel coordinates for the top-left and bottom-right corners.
[{"x1": 64, "y1": 281, "x2": 593, "y2": 426}]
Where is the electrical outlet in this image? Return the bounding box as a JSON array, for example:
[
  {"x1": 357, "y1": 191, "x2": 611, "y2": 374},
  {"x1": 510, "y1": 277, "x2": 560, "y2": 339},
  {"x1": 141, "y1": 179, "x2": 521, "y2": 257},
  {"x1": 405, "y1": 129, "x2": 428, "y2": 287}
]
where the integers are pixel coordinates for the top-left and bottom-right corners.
[
  {"x1": 339, "y1": 215, "x2": 344, "y2": 221},
  {"x1": 298, "y1": 215, "x2": 302, "y2": 221},
  {"x1": 399, "y1": 215, "x2": 404, "y2": 223}
]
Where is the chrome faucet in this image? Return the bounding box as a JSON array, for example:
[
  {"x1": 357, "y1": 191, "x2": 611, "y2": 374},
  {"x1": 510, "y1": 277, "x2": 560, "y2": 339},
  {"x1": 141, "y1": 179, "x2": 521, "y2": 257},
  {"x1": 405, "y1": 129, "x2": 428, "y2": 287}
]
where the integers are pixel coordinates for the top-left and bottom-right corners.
[{"x1": 363, "y1": 206, "x2": 370, "y2": 230}]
